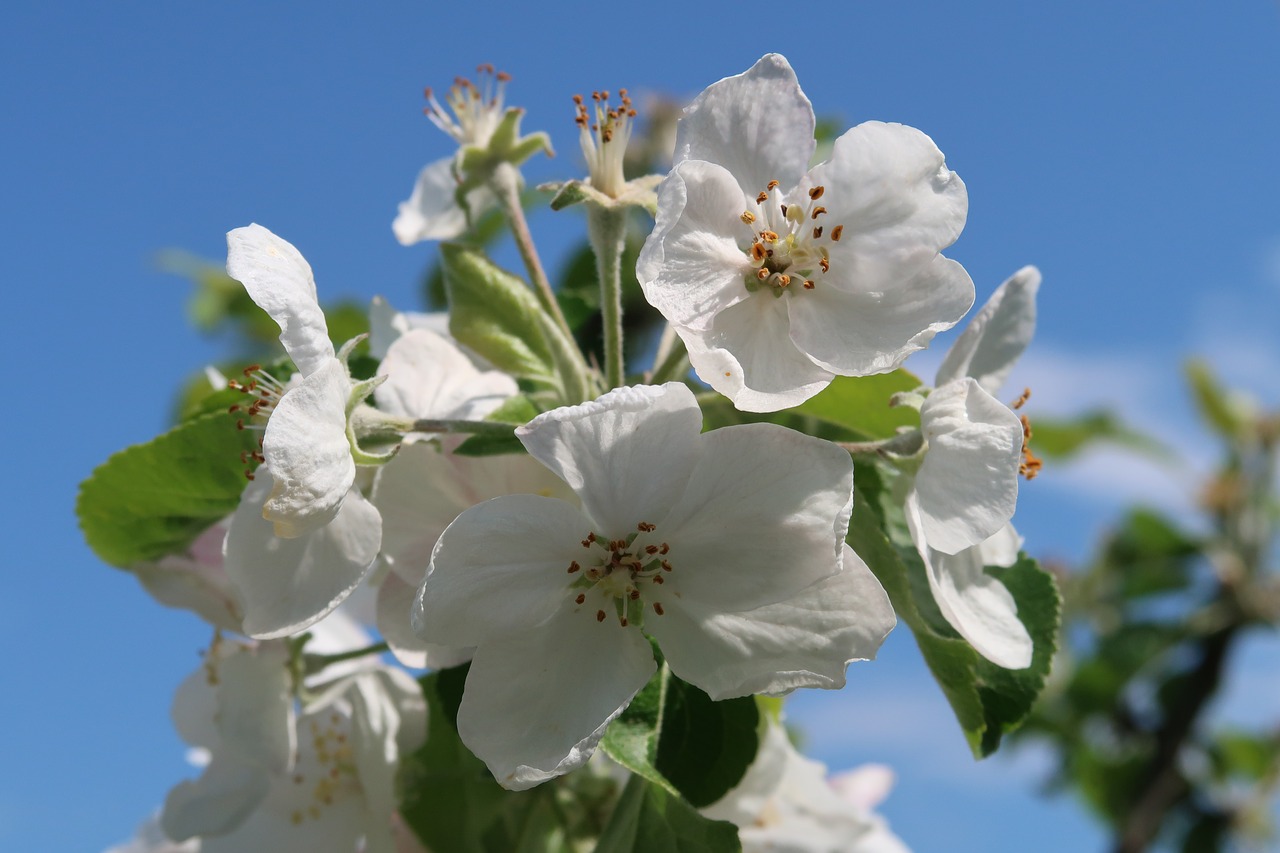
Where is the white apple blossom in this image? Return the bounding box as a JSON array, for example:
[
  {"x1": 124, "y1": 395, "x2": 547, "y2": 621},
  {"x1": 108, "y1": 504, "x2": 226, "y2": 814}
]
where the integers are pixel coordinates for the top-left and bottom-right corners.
[
  {"x1": 161, "y1": 620, "x2": 426, "y2": 853},
  {"x1": 904, "y1": 266, "x2": 1040, "y2": 669},
  {"x1": 702, "y1": 724, "x2": 910, "y2": 853},
  {"x1": 412, "y1": 382, "x2": 894, "y2": 789},
  {"x1": 132, "y1": 522, "x2": 243, "y2": 633},
  {"x1": 373, "y1": 328, "x2": 516, "y2": 433},
  {"x1": 637, "y1": 53, "x2": 973, "y2": 412},
  {"x1": 105, "y1": 815, "x2": 200, "y2": 853}
]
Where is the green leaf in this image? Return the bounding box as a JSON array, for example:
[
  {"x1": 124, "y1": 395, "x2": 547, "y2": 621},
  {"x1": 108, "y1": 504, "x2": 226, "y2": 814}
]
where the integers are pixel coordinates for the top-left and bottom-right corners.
[
  {"x1": 454, "y1": 395, "x2": 541, "y2": 457},
  {"x1": 848, "y1": 463, "x2": 1061, "y2": 757},
  {"x1": 1185, "y1": 359, "x2": 1248, "y2": 437},
  {"x1": 601, "y1": 664, "x2": 759, "y2": 808},
  {"x1": 793, "y1": 370, "x2": 922, "y2": 440},
  {"x1": 593, "y1": 776, "x2": 741, "y2": 853},
  {"x1": 77, "y1": 410, "x2": 262, "y2": 567},
  {"x1": 1030, "y1": 410, "x2": 1171, "y2": 461},
  {"x1": 442, "y1": 243, "x2": 593, "y2": 404}
]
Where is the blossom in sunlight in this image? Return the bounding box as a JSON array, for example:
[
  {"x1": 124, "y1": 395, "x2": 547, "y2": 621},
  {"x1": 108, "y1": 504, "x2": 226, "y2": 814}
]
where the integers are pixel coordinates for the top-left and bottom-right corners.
[
  {"x1": 394, "y1": 65, "x2": 550, "y2": 244},
  {"x1": 541, "y1": 89, "x2": 664, "y2": 211},
  {"x1": 413, "y1": 382, "x2": 895, "y2": 790},
  {"x1": 637, "y1": 53, "x2": 973, "y2": 412},
  {"x1": 702, "y1": 723, "x2": 910, "y2": 853},
  {"x1": 160, "y1": 620, "x2": 426, "y2": 853},
  {"x1": 905, "y1": 266, "x2": 1040, "y2": 669},
  {"x1": 221, "y1": 224, "x2": 386, "y2": 639}
]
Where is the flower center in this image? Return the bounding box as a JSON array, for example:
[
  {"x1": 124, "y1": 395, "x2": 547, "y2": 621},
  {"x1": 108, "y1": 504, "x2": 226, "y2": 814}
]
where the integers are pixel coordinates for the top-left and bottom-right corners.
[
  {"x1": 227, "y1": 364, "x2": 285, "y2": 480},
  {"x1": 740, "y1": 181, "x2": 846, "y2": 296},
  {"x1": 574, "y1": 89, "x2": 636, "y2": 199},
  {"x1": 422, "y1": 64, "x2": 510, "y2": 148},
  {"x1": 565, "y1": 522, "x2": 671, "y2": 627}
]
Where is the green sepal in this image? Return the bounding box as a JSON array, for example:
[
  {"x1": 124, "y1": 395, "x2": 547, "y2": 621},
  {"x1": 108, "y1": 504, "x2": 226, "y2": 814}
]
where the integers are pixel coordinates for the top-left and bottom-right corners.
[{"x1": 77, "y1": 410, "x2": 262, "y2": 567}]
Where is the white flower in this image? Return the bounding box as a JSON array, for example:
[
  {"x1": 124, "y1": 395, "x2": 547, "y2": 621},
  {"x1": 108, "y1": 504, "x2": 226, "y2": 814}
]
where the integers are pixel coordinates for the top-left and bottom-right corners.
[
  {"x1": 637, "y1": 53, "x2": 973, "y2": 412},
  {"x1": 412, "y1": 382, "x2": 894, "y2": 789},
  {"x1": 161, "y1": 630, "x2": 426, "y2": 853},
  {"x1": 132, "y1": 522, "x2": 244, "y2": 633},
  {"x1": 702, "y1": 724, "x2": 910, "y2": 853},
  {"x1": 221, "y1": 224, "x2": 384, "y2": 639},
  {"x1": 393, "y1": 66, "x2": 549, "y2": 244},
  {"x1": 373, "y1": 328, "x2": 516, "y2": 432},
  {"x1": 904, "y1": 266, "x2": 1040, "y2": 669},
  {"x1": 105, "y1": 815, "x2": 200, "y2": 853}
]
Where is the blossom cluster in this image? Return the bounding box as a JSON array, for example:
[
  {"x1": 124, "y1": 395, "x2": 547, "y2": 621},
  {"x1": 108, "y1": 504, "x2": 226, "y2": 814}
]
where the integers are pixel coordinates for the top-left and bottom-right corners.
[{"x1": 94, "y1": 53, "x2": 1049, "y2": 853}]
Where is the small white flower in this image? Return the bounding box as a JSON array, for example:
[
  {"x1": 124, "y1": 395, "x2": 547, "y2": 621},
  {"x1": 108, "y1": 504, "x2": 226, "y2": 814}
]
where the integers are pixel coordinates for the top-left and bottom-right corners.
[
  {"x1": 702, "y1": 724, "x2": 910, "y2": 853},
  {"x1": 637, "y1": 53, "x2": 973, "y2": 412},
  {"x1": 905, "y1": 266, "x2": 1040, "y2": 669},
  {"x1": 412, "y1": 382, "x2": 894, "y2": 789}
]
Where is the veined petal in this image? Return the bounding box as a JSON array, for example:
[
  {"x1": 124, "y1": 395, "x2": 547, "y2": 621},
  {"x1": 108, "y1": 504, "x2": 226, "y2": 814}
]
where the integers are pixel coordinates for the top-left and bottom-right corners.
[
  {"x1": 787, "y1": 254, "x2": 974, "y2": 377},
  {"x1": 906, "y1": 495, "x2": 1033, "y2": 669},
  {"x1": 515, "y1": 384, "x2": 702, "y2": 533},
  {"x1": 808, "y1": 121, "x2": 969, "y2": 271},
  {"x1": 913, "y1": 378, "x2": 1024, "y2": 554},
  {"x1": 659, "y1": 423, "x2": 852, "y2": 613},
  {"x1": 637, "y1": 160, "x2": 755, "y2": 332},
  {"x1": 346, "y1": 671, "x2": 422, "y2": 842},
  {"x1": 414, "y1": 494, "x2": 592, "y2": 647},
  {"x1": 683, "y1": 295, "x2": 833, "y2": 413},
  {"x1": 456, "y1": 614, "x2": 655, "y2": 790},
  {"x1": 392, "y1": 156, "x2": 496, "y2": 245},
  {"x1": 368, "y1": 295, "x2": 450, "y2": 360},
  {"x1": 675, "y1": 53, "x2": 815, "y2": 199},
  {"x1": 374, "y1": 328, "x2": 516, "y2": 422},
  {"x1": 224, "y1": 474, "x2": 382, "y2": 640},
  {"x1": 227, "y1": 224, "x2": 335, "y2": 377},
  {"x1": 262, "y1": 358, "x2": 355, "y2": 538},
  {"x1": 376, "y1": 570, "x2": 473, "y2": 669},
  {"x1": 650, "y1": 545, "x2": 894, "y2": 700},
  {"x1": 935, "y1": 266, "x2": 1041, "y2": 394}
]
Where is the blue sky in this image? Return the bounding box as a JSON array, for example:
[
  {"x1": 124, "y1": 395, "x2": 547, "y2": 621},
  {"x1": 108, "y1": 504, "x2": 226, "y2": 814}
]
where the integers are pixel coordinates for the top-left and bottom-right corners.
[{"x1": 3, "y1": 2, "x2": 1279, "y2": 850}]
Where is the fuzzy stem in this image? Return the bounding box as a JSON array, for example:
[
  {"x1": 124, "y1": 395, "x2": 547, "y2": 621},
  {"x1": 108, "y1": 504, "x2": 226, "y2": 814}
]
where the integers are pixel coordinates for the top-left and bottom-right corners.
[
  {"x1": 491, "y1": 162, "x2": 574, "y2": 342},
  {"x1": 588, "y1": 205, "x2": 628, "y2": 389},
  {"x1": 305, "y1": 642, "x2": 391, "y2": 673}
]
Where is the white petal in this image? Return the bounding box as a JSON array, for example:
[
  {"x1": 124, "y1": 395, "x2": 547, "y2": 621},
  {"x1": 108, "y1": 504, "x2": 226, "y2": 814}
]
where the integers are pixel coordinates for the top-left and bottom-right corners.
[
  {"x1": 161, "y1": 756, "x2": 270, "y2": 841},
  {"x1": 913, "y1": 378, "x2": 1023, "y2": 554},
  {"x1": 809, "y1": 121, "x2": 969, "y2": 271},
  {"x1": 980, "y1": 521, "x2": 1023, "y2": 568},
  {"x1": 226, "y1": 224, "x2": 334, "y2": 377},
  {"x1": 393, "y1": 156, "x2": 496, "y2": 245},
  {"x1": 376, "y1": 570, "x2": 473, "y2": 669},
  {"x1": 675, "y1": 53, "x2": 815, "y2": 199},
  {"x1": 637, "y1": 160, "x2": 755, "y2": 332},
  {"x1": 262, "y1": 358, "x2": 355, "y2": 538},
  {"x1": 935, "y1": 265, "x2": 1041, "y2": 394},
  {"x1": 374, "y1": 328, "x2": 516, "y2": 422},
  {"x1": 215, "y1": 643, "x2": 295, "y2": 775},
  {"x1": 683, "y1": 295, "x2": 833, "y2": 413},
  {"x1": 134, "y1": 524, "x2": 243, "y2": 633},
  {"x1": 414, "y1": 494, "x2": 591, "y2": 647},
  {"x1": 658, "y1": 422, "x2": 852, "y2": 613},
  {"x1": 224, "y1": 474, "x2": 382, "y2": 640},
  {"x1": 650, "y1": 545, "x2": 894, "y2": 700},
  {"x1": 906, "y1": 495, "x2": 1033, "y2": 669},
  {"x1": 516, "y1": 383, "x2": 702, "y2": 533},
  {"x1": 457, "y1": 615, "x2": 655, "y2": 790},
  {"x1": 346, "y1": 673, "x2": 410, "y2": 837},
  {"x1": 368, "y1": 295, "x2": 450, "y2": 360},
  {"x1": 197, "y1": 779, "x2": 365, "y2": 853},
  {"x1": 787, "y1": 254, "x2": 974, "y2": 376}
]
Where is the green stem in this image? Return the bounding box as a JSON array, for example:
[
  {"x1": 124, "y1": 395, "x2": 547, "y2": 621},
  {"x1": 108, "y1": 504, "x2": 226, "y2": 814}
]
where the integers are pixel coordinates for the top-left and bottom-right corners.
[
  {"x1": 649, "y1": 329, "x2": 689, "y2": 385},
  {"x1": 588, "y1": 205, "x2": 628, "y2": 389},
  {"x1": 407, "y1": 418, "x2": 518, "y2": 437},
  {"x1": 305, "y1": 641, "x2": 391, "y2": 674},
  {"x1": 490, "y1": 162, "x2": 575, "y2": 343}
]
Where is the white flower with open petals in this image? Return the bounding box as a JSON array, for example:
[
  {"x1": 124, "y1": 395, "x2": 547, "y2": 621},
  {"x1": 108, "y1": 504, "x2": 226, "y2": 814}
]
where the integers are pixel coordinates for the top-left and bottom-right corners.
[
  {"x1": 412, "y1": 382, "x2": 894, "y2": 790},
  {"x1": 637, "y1": 53, "x2": 973, "y2": 412},
  {"x1": 905, "y1": 266, "x2": 1040, "y2": 669}
]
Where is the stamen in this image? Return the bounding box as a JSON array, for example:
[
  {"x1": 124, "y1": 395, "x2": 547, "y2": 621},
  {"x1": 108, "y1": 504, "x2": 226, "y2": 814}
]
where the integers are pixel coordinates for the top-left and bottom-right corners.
[
  {"x1": 756, "y1": 191, "x2": 768, "y2": 204},
  {"x1": 820, "y1": 257, "x2": 830, "y2": 273},
  {"x1": 808, "y1": 186, "x2": 825, "y2": 200},
  {"x1": 777, "y1": 274, "x2": 791, "y2": 287},
  {"x1": 813, "y1": 226, "x2": 824, "y2": 239},
  {"x1": 637, "y1": 522, "x2": 655, "y2": 532},
  {"x1": 575, "y1": 593, "x2": 586, "y2": 604},
  {"x1": 740, "y1": 211, "x2": 756, "y2": 224},
  {"x1": 811, "y1": 206, "x2": 827, "y2": 219},
  {"x1": 653, "y1": 602, "x2": 665, "y2": 615},
  {"x1": 830, "y1": 225, "x2": 844, "y2": 241},
  {"x1": 1011, "y1": 387, "x2": 1032, "y2": 410},
  {"x1": 567, "y1": 561, "x2": 580, "y2": 573},
  {"x1": 767, "y1": 179, "x2": 780, "y2": 190},
  {"x1": 803, "y1": 280, "x2": 815, "y2": 290},
  {"x1": 756, "y1": 268, "x2": 770, "y2": 280},
  {"x1": 596, "y1": 610, "x2": 607, "y2": 622}
]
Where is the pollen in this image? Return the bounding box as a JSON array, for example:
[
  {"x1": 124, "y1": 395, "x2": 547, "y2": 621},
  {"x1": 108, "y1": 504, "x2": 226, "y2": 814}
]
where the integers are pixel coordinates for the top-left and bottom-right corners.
[
  {"x1": 1011, "y1": 387, "x2": 1032, "y2": 410},
  {"x1": 741, "y1": 211, "x2": 756, "y2": 224}
]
